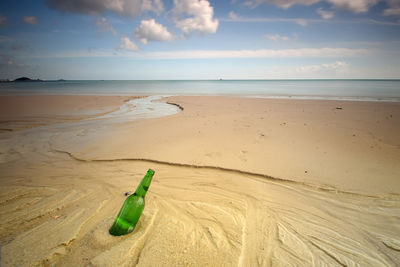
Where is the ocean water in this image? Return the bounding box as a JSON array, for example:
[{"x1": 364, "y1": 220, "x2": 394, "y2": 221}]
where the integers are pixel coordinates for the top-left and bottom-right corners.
[
  {"x1": 93, "y1": 95, "x2": 181, "y2": 122},
  {"x1": 50, "y1": 95, "x2": 181, "y2": 125},
  {"x1": 1, "y1": 80, "x2": 400, "y2": 101}
]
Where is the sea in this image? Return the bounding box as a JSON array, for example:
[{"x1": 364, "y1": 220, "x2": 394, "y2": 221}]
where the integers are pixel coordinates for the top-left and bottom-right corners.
[{"x1": 1, "y1": 80, "x2": 400, "y2": 102}]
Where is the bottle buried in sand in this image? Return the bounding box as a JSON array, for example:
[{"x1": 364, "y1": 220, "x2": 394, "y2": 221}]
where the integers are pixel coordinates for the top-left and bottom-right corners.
[{"x1": 109, "y1": 169, "x2": 155, "y2": 236}]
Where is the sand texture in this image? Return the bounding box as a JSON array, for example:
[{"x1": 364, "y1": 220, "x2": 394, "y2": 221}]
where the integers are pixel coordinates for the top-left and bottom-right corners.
[
  {"x1": 0, "y1": 95, "x2": 133, "y2": 132},
  {"x1": 0, "y1": 95, "x2": 399, "y2": 266}
]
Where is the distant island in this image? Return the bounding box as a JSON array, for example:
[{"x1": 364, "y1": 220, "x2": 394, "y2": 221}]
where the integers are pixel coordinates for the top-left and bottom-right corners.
[
  {"x1": 14, "y1": 77, "x2": 43, "y2": 82},
  {"x1": 0, "y1": 77, "x2": 67, "y2": 83}
]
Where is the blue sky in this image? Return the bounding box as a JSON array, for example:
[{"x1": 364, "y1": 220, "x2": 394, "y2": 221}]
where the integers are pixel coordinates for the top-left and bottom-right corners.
[{"x1": 0, "y1": 0, "x2": 399, "y2": 79}]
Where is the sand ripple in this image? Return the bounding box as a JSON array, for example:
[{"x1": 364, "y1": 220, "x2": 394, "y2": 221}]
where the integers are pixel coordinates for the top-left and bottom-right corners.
[{"x1": 1, "y1": 150, "x2": 399, "y2": 266}]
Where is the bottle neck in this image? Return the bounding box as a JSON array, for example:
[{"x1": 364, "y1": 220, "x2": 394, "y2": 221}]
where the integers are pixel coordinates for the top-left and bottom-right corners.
[{"x1": 135, "y1": 169, "x2": 154, "y2": 197}]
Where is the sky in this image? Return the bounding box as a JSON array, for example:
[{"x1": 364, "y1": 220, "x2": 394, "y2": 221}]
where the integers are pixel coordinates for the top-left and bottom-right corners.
[{"x1": 0, "y1": 0, "x2": 400, "y2": 80}]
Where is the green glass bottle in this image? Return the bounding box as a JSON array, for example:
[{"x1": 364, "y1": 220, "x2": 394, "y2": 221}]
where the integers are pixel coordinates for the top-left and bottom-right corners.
[{"x1": 109, "y1": 169, "x2": 155, "y2": 236}]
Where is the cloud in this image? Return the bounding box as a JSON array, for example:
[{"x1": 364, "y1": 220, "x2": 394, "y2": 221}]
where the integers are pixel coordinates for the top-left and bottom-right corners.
[
  {"x1": 133, "y1": 47, "x2": 368, "y2": 59},
  {"x1": 222, "y1": 15, "x2": 316, "y2": 26},
  {"x1": 45, "y1": 0, "x2": 163, "y2": 17},
  {"x1": 96, "y1": 17, "x2": 116, "y2": 35},
  {"x1": 265, "y1": 34, "x2": 290, "y2": 41},
  {"x1": 142, "y1": 0, "x2": 164, "y2": 14},
  {"x1": 243, "y1": 0, "x2": 381, "y2": 13},
  {"x1": 0, "y1": 15, "x2": 8, "y2": 26},
  {"x1": 384, "y1": 0, "x2": 400, "y2": 16},
  {"x1": 0, "y1": 35, "x2": 12, "y2": 42},
  {"x1": 173, "y1": 0, "x2": 219, "y2": 35},
  {"x1": 296, "y1": 61, "x2": 349, "y2": 74},
  {"x1": 23, "y1": 16, "x2": 38, "y2": 25},
  {"x1": 264, "y1": 61, "x2": 352, "y2": 78},
  {"x1": 384, "y1": 8, "x2": 400, "y2": 15},
  {"x1": 118, "y1": 36, "x2": 139, "y2": 51},
  {"x1": 295, "y1": 18, "x2": 308, "y2": 26},
  {"x1": 39, "y1": 47, "x2": 368, "y2": 59},
  {"x1": 229, "y1": 11, "x2": 241, "y2": 20},
  {"x1": 134, "y1": 19, "x2": 174, "y2": 44},
  {"x1": 222, "y1": 14, "x2": 400, "y2": 26},
  {"x1": 0, "y1": 54, "x2": 28, "y2": 69},
  {"x1": 316, "y1": 8, "x2": 334, "y2": 19},
  {"x1": 244, "y1": 0, "x2": 319, "y2": 9},
  {"x1": 327, "y1": 0, "x2": 379, "y2": 13}
]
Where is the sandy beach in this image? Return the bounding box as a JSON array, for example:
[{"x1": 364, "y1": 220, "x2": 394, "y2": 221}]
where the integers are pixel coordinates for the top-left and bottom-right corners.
[{"x1": 0, "y1": 95, "x2": 399, "y2": 266}]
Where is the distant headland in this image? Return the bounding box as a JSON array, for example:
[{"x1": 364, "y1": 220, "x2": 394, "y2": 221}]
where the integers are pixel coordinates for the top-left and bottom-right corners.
[
  {"x1": 0, "y1": 77, "x2": 66, "y2": 83},
  {"x1": 14, "y1": 77, "x2": 43, "y2": 82}
]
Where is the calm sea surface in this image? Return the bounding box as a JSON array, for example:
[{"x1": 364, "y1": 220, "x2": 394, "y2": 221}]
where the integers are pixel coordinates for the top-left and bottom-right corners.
[{"x1": 1, "y1": 80, "x2": 400, "y2": 101}]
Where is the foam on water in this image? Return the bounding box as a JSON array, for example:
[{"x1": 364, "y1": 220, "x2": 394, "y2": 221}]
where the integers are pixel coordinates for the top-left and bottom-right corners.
[{"x1": 91, "y1": 95, "x2": 181, "y2": 123}]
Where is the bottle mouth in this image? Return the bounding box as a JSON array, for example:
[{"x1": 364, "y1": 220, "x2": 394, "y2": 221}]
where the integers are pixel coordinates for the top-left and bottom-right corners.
[{"x1": 147, "y1": 169, "x2": 155, "y2": 176}]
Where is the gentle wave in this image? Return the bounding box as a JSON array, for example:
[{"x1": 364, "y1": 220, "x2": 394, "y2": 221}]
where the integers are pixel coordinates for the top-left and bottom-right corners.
[
  {"x1": 1, "y1": 80, "x2": 400, "y2": 101},
  {"x1": 91, "y1": 95, "x2": 182, "y2": 122}
]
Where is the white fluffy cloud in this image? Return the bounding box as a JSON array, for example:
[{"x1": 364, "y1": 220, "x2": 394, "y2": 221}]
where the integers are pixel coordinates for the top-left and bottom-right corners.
[
  {"x1": 173, "y1": 0, "x2": 219, "y2": 35},
  {"x1": 316, "y1": 8, "x2": 334, "y2": 19},
  {"x1": 119, "y1": 36, "x2": 139, "y2": 51},
  {"x1": 46, "y1": 0, "x2": 163, "y2": 17},
  {"x1": 23, "y1": 16, "x2": 38, "y2": 25},
  {"x1": 134, "y1": 19, "x2": 174, "y2": 44}
]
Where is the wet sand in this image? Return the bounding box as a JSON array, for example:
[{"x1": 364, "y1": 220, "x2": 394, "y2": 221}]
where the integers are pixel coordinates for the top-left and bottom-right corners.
[
  {"x1": 0, "y1": 95, "x2": 133, "y2": 132},
  {"x1": 0, "y1": 95, "x2": 399, "y2": 266}
]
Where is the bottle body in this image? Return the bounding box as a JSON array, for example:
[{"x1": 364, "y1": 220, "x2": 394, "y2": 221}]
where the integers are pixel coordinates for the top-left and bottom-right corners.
[
  {"x1": 109, "y1": 193, "x2": 145, "y2": 236},
  {"x1": 109, "y1": 169, "x2": 154, "y2": 236}
]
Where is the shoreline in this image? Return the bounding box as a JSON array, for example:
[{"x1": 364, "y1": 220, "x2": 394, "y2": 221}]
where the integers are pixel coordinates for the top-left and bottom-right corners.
[
  {"x1": 0, "y1": 95, "x2": 139, "y2": 131},
  {"x1": 1, "y1": 92, "x2": 399, "y2": 103}
]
